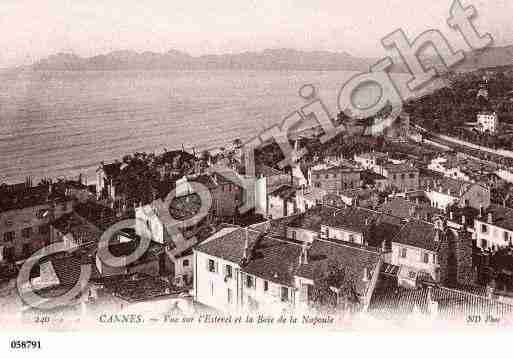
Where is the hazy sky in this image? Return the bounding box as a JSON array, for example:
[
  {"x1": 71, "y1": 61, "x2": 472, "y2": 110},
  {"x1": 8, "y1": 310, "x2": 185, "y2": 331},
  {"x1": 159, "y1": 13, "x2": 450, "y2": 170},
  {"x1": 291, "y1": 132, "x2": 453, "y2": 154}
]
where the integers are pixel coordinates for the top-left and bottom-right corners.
[{"x1": 0, "y1": 0, "x2": 511, "y2": 67}]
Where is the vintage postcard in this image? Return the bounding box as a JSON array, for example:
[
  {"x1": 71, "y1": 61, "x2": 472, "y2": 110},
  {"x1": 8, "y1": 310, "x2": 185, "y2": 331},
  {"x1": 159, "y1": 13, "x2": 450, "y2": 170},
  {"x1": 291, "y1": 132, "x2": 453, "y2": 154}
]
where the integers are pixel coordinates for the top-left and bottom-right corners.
[{"x1": 1, "y1": 0, "x2": 513, "y2": 355}]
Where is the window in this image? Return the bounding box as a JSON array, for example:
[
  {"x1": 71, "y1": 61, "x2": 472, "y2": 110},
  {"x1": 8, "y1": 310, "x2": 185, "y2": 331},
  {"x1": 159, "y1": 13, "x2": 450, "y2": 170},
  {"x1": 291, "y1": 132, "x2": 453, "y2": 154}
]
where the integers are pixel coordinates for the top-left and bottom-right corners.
[
  {"x1": 208, "y1": 259, "x2": 217, "y2": 273},
  {"x1": 245, "y1": 274, "x2": 254, "y2": 289},
  {"x1": 481, "y1": 224, "x2": 488, "y2": 233},
  {"x1": 281, "y1": 287, "x2": 289, "y2": 302},
  {"x1": 39, "y1": 225, "x2": 49, "y2": 235},
  {"x1": 264, "y1": 281, "x2": 269, "y2": 292},
  {"x1": 225, "y1": 264, "x2": 233, "y2": 278},
  {"x1": 3, "y1": 231, "x2": 14, "y2": 242},
  {"x1": 423, "y1": 253, "x2": 429, "y2": 263},
  {"x1": 183, "y1": 259, "x2": 190, "y2": 267},
  {"x1": 401, "y1": 248, "x2": 407, "y2": 258},
  {"x1": 22, "y1": 227, "x2": 32, "y2": 238}
]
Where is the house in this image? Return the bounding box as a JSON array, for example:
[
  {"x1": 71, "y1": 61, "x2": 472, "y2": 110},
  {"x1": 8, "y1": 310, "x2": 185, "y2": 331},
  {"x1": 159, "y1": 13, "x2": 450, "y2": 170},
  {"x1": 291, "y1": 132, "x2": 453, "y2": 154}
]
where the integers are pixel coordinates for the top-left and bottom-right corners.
[
  {"x1": 175, "y1": 172, "x2": 243, "y2": 219},
  {"x1": 424, "y1": 177, "x2": 490, "y2": 211},
  {"x1": 335, "y1": 188, "x2": 380, "y2": 209},
  {"x1": 428, "y1": 156, "x2": 471, "y2": 182},
  {"x1": 387, "y1": 218, "x2": 473, "y2": 287},
  {"x1": 0, "y1": 181, "x2": 74, "y2": 263},
  {"x1": 308, "y1": 163, "x2": 362, "y2": 193},
  {"x1": 473, "y1": 205, "x2": 513, "y2": 251},
  {"x1": 96, "y1": 161, "x2": 122, "y2": 201},
  {"x1": 354, "y1": 152, "x2": 388, "y2": 172},
  {"x1": 267, "y1": 184, "x2": 300, "y2": 219},
  {"x1": 476, "y1": 111, "x2": 498, "y2": 134},
  {"x1": 193, "y1": 226, "x2": 383, "y2": 313},
  {"x1": 381, "y1": 163, "x2": 419, "y2": 192},
  {"x1": 387, "y1": 220, "x2": 444, "y2": 285}
]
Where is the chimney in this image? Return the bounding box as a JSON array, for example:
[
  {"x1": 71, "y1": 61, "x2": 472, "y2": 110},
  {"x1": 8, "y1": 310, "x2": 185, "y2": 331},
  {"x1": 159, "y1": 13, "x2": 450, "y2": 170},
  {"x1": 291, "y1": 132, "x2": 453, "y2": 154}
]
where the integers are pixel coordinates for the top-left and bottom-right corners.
[
  {"x1": 488, "y1": 212, "x2": 493, "y2": 224},
  {"x1": 362, "y1": 267, "x2": 371, "y2": 282},
  {"x1": 486, "y1": 280, "x2": 496, "y2": 299},
  {"x1": 381, "y1": 240, "x2": 388, "y2": 253},
  {"x1": 299, "y1": 243, "x2": 309, "y2": 265},
  {"x1": 427, "y1": 286, "x2": 439, "y2": 317},
  {"x1": 243, "y1": 229, "x2": 249, "y2": 261}
]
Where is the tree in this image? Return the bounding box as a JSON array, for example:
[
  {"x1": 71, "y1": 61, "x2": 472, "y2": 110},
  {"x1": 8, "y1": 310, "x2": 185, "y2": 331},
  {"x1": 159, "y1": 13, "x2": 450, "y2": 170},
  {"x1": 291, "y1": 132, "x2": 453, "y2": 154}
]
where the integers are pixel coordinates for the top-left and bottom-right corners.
[{"x1": 309, "y1": 263, "x2": 361, "y2": 313}]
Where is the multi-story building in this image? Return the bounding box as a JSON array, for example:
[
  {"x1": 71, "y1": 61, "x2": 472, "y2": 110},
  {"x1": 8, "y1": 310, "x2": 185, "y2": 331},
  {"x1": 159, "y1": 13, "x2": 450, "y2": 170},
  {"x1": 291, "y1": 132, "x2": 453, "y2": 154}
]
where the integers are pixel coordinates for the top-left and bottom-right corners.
[
  {"x1": 424, "y1": 177, "x2": 490, "y2": 211},
  {"x1": 380, "y1": 163, "x2": 419, "y2": 192},
  {"x1": 476, "y1": 111, "x2": 498, "y2": 134},
  {"x1": 473, "y1": 205, "x2": 513, "y2": 251},
  {"x1": 308, "y1": 163, "x2": 362, "y2": 193},
  {"x1": 193, "y1": 226, "x2": 383, "y2": 313},
  {"x1": 267, "y1": 184, "x2": 299, "y2": 219},
  {"x1": 0, "y1": 182, "x2": 74, "y2": 263}
]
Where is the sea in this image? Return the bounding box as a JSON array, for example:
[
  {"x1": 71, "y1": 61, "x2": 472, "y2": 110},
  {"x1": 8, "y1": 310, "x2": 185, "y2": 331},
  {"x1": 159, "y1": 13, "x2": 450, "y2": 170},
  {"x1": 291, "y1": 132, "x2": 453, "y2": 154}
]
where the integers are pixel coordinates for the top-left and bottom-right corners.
[{"x1": 0, "y1": 69, "x2": 422, "y2": 184}]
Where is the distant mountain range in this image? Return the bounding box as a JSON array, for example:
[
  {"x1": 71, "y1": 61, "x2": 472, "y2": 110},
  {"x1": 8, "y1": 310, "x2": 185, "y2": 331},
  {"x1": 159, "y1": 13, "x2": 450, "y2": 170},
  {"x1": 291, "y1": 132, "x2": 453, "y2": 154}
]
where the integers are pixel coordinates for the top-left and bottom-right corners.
[
  {"x1": 31, "y1": 49, "x2": 377, "y2": 72},
  {"x1": 24, "y1": 45, "x2": 513, "y2": 72}
]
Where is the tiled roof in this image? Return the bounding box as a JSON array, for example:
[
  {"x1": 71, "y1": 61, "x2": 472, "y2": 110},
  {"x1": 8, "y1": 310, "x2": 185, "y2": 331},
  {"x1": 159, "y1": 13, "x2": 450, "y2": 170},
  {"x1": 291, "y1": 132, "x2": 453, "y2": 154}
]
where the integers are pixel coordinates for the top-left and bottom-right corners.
[
  {"x1": 383, "y1": 163, "x2": 418, "y2": 173},
  {"x1": 378, "y1": 198, "x2": 442, "y2": 221},
  {"x1": 242, "y1": 236, "x2": 302, "y2": 287},
  {"x1": 51, "y1": 212, "x2": 102, "y2": 245},
  {"x1": 287, "y1": 205, "x2": 339, "y2": 232},
  {"x1": 368, "y1": 283, "x2": 513, "y2": 320},
  {"x1": 424, "y1": 176, "x2": 475, "y2": 197},
  {"x1": 478, "y1": 204, "x2": 513, "y2": 232},
  {"x1": 268, "y1": 184, "x2": 297, "y2": 200},
  {"x1": 0, "y1": 184, "x2": 71, "y2": 213},
  {"x1": 195, "y1": 227, "x2": 263, "y2": 263},
  {"x1": 197, "y1": 225, "x2": 382, "y2": 295},
  {"x1": 324, "y1": 207, "x2": 379, "y2": 233},
  {"x1": 295, "y1": 239, "x2": 382, "y2": 296},
  {"x1": 74, "y1": 202, "x2": 118, "y2": 230},
  {"x1": 255, "y1": 164, "x2": 286, "y2": 178},
  {"x1": 391, "y1": 219, "x2": 441, "y2": 252}
]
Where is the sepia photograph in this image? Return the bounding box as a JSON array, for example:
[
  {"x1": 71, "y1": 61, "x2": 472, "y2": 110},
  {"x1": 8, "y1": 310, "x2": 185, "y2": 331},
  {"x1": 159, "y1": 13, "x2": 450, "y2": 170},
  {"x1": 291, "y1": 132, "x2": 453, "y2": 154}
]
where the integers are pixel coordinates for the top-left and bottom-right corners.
[{"x1": 1, "y1": 0, "x2": 513, "y2": 356}]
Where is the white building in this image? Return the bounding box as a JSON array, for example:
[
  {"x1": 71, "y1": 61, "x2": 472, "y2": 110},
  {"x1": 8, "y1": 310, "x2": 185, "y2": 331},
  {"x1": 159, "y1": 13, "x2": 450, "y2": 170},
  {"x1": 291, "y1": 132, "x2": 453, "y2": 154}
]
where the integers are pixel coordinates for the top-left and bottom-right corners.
[
  {"x1": 193, "y1": 225, "x2": 383, "y2": 314},
  {"x1": 427, "y1": 156, "x2": 471, "y2": 182},
  {"x1": 474, "y1": 205, "x2": 513, "y2": 251},
  {"x1": 476, "y1": 111, "x2": 498, "y2": 134}
]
